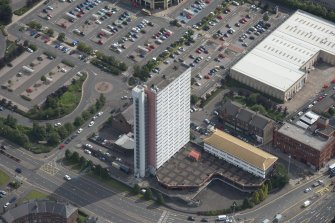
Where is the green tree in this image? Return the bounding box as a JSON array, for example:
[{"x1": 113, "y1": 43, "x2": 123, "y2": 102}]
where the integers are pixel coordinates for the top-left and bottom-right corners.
[
  {"x1": 79, "y1": 156, "x2": 87, "y2": 166},
  {"x1": 191, "y1": 95, "x2": 199, "y2": 105},
  {"x1": 0, "y1": 4, "x2": 12, "y2": 25},
  {"x1": 144, "y1": 188, "x2": 153, "y2": 200},
  {"x1": 101, "y1": 168, "x2": 109, "y2": 179},
  {"x1": 329, "y1": 107, "x2": 335, "y2": 116},
  {"x1": 28, "y1": 44, "x2": 37, "y2": 51},
  {"x1": 119, "y1": 62, "x2": 128, "y2": 71},
  {"x1": 57, "y1": 126, "x2": 68, "y2": 140},
  {"x1": 65, "y1": 149, "x2": 72, "y2": 160},
  {"x1": 263, "y1": 13, "x2": 270, "y2": 21},
  {"x1": 31, "y1": 122, "x2": 46, "y2": 141},
  {"x1": 94, "y1": 164, "x2": 103, "y2": 177},
  {"x1": 74, "y1": 116, "x2": 84, "y2": 127},
  {"x1": 252, "y1": 191, "x2": 260, "y2": 204},
  {"x1": 47, "y1": 132, "x2": 60, "y2": 145},
  {"x1": 157, "y1": 193, "x2": 164, "y2": 204},
  {"x1": 258, "y1": 189, "x2": 265, "y2": 201},
  {"x1": 242, "y1": 198, "x2": 250, "y2": 209},
  {"x1": 57, "y1": 32, "x2": 66, "y2": 42},
  {"x1": 4, "y1": 115, "x2": 17, "y2": 128},
  {"x1": 40, "y1": 75, "x2": 46, "y2": 82},
  {"x1": 247, "y1": 93, "x2": 259, "y2": 105},
  {"x1": 70, "y1": 151, "x2": 80, "y2": 162},
  {"x1": 87, "y1": 160, "x2": 93, "y2": 168},
  {"x1": 46, "y1": 28, "x2": 54, "y2": 37},
  {"x1": 64, "y1": 123, "x2": 75, "y2": 133},
  {"x1": 133, "y1": 184, "x2": 140, "y2": 194},
  {"x1": 99, "y1": 93, "x2": 106, "y2": 106},
  {"x1": 81, "y1": 110, "x2": 91, "y2": 120}
]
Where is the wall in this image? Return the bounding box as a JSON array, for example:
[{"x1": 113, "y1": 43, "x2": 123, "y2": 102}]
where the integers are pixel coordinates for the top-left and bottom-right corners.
[
  {"x1": 230, "y1": 69, "x2": 286, "y2": 101},
  {"x1": 204, "y1": 143, "x2": 267, "y2": 178}
]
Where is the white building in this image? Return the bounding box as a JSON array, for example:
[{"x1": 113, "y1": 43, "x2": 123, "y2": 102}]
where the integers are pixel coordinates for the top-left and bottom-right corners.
[
  {"x1": 230, "y1": 10, "x2": 335, "y2": 101},
  {"x1": 132, "y1": 66, "x2": 191, "y2": 177},
  {"x1": 204, "y1": 130, "x2": 278, "y2": 179}
]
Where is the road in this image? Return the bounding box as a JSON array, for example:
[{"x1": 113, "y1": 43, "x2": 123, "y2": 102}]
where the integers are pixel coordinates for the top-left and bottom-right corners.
[
  {"x1": 0, "y1": 145, "x2": 208, "y2": 223},
  {"x1": 0, "y1": 33, "x2": 5, "y2": 58}
]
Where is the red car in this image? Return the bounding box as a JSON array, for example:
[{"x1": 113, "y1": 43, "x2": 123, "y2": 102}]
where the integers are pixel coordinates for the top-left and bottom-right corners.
[
  {"x1": 196, "y1": 49, "x2": 201, "y2": 54},
  {"x1": 59, "y1": 144, "x2": 65, "y2": 150},
  {"x1": 205, "y1": 75, "x2": 210, "y2": 79},
  {"x1": 186, "y1": 15, "x2": 192, "y2": 19},
  {"x1": 217, "y1": 15, "x2": 223, "y2": 20},
  {"x1": 205, "y1": 0, "x2": 211, "y2": 3}
]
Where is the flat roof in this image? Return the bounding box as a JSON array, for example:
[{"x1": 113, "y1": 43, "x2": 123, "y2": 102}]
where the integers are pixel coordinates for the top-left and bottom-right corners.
[
  {"x1": 277, "y1": 122, "x2": 330, "y2": 151},
  {"x1": 203, "y1": 130, "x2": 278, "y2": 171},
  {"x1": 231, "y1": 10, "x2": 335, "y2": 92},
  {"x1": 147, "y1": 65, "x2": 190, "y2": 89},
  {"x1": 115, "y1": 134, "x2": 134, "y2": 150}
]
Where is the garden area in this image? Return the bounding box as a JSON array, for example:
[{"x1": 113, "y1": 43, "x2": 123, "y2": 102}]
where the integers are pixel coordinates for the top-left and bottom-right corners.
[
  {"x1": 223, "y1": 77, "x2": 287, "y2": 121},
  {"x1": 90, "y1": 51, "x2": 128, "y2": 75},
  {"x1": 13, "y1": 0, "x2": 41, "y2": 16},
  {"x1": 0, "y1": 93, "x2": 106, "y2": 153},
  {"x1": 0, "y1": 169, "x2": 9, "y2": 186},
  {"x1": 18, "y1": 190, "x2": 50, "y2": 204},
  {"x1": 26, "y1": 74, "x2": 87, "y2": 120}
]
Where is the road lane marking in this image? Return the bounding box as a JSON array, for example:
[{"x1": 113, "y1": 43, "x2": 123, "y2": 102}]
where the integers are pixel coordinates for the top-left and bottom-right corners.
[{"x1": 157, "y1": 210, "x2": 168, "y2": 223}]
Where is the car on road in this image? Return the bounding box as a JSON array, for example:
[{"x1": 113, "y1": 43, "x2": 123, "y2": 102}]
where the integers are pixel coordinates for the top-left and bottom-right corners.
[
  {"x1": 15, "y1": 168, "x2": 22, "y2": 174},
  {"x1": 187, "y1": 216, "x2": 195, "y2": 221},
  {"x1": 88, "y1": 121, "x2": 95, "y2": 127},
  {"x1": 304, "y1": 187, "x2": 312, "y2": 193},
  {"x1": 0, "y1": 190, "x2": 7, "y2": 195},
  {"x1": 97, "y1": 111, "x2": 103, "y2": 116},
  {"x1": 54, "y1": 122, "x2": 62, "y2": 127},
  {"x1": 3, "y1": 202, "x2": 10, "y2": 208},
  {"x1": 64, "y1": 175, "x2": 71, "y2": 181},
  {"x1": 77, "y1": 128, "x2": 83, "y2": 134}
]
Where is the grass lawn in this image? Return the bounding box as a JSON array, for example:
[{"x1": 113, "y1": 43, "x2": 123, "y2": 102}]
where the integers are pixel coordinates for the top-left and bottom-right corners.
[
  {"x1": 77, "y1": 210, "x2": 88, "y2": 223},
  {"x1": 87, "y1": 173, "x2": 131, "y2": 193},
  {"x1": 18, "y1": 190, "x2": 49, "y2": 204},
  {"x1": 0, "y1": 169, "x2": 10, "y2": 186},
  {"x1": 5, "y1": 40, "x2": 17, "y2": 56}
]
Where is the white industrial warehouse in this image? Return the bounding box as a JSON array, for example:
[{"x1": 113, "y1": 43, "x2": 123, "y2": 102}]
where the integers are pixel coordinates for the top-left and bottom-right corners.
[{"x1": 230, "y1": 10, "x2": 335, "y2": 101}]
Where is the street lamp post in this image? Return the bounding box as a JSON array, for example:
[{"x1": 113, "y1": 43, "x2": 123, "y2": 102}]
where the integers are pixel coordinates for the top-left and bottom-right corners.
[{"x1": 288, "y1": 155, "x2": 291, "y2": 176}]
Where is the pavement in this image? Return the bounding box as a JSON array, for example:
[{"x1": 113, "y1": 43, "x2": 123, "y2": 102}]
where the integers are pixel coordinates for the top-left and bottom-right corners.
[{"x1": 0, "y1": 33, "x2": 5, "y2": 58}]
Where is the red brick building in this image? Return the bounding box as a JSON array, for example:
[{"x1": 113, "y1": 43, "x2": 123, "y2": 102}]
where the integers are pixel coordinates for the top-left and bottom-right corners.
[{"x1": 273, "y1": 117, "x2": 335, "y2": 169}]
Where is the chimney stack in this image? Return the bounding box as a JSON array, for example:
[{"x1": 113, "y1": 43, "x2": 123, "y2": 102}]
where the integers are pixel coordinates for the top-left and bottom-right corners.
[{"x1": 316, "y1": 116, "x2": 329, "y2": 129}]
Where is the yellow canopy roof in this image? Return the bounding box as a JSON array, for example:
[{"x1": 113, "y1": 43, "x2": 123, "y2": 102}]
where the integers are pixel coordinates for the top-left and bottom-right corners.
[{"x1": 204, "y1": 130, "x2": 278, "y2": 171}]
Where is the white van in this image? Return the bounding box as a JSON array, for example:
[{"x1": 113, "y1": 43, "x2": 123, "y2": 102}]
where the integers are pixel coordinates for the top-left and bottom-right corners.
[
  {"x1": 27, "y1": 48, "x2": 33, "y2": 53},
  {"x1": 47, "y1": 6, "x2": 54, "y2": 10},
  {"x1": 217, "y1": 215, "x2": 228, "y2": 221},
  {"x1": 204, "y1": 119, "x2": 210, "y2": 124}
]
